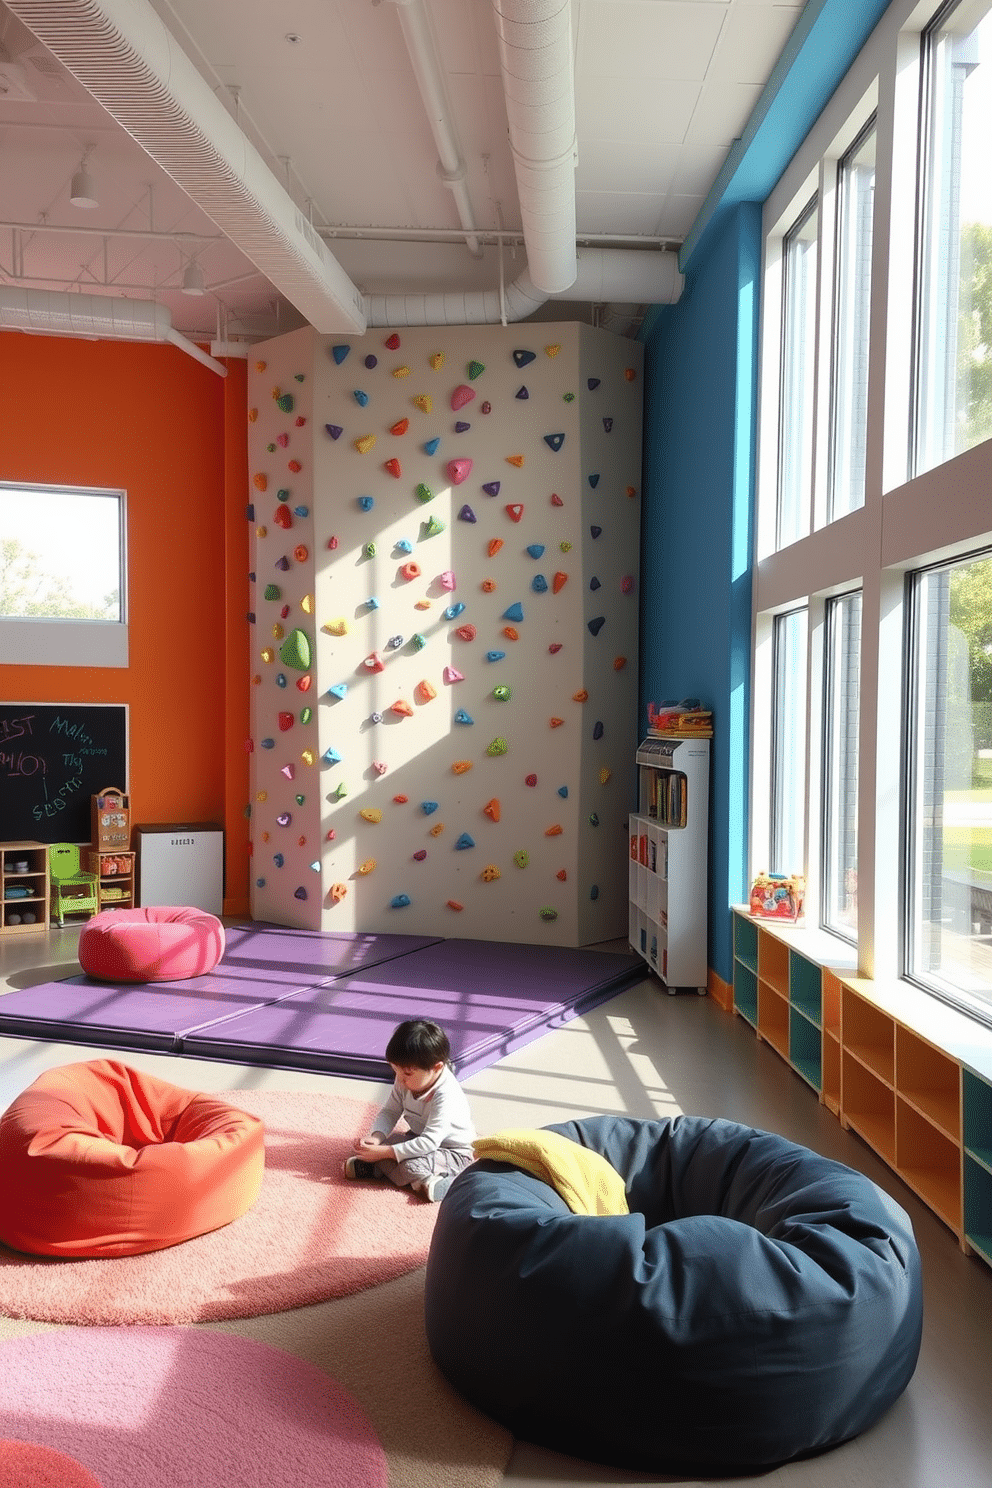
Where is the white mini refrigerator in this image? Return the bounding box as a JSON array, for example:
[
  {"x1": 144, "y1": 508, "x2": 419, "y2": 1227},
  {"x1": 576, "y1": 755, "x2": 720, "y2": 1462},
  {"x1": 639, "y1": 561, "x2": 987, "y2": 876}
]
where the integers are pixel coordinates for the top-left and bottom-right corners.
[{"x1": 132, "y1": 823, "x2": 224, "y2": 914}]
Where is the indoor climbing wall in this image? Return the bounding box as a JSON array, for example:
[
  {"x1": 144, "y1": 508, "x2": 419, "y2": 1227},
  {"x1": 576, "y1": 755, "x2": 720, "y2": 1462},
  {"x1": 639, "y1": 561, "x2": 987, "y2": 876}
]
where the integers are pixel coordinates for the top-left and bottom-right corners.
[{"x1": 248, "y1": 322, "x2": 642, "y2": 946}]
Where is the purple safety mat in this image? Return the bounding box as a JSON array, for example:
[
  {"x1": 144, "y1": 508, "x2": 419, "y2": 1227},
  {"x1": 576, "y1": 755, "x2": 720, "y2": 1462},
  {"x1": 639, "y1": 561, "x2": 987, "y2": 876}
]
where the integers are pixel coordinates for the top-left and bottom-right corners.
[
  {"x1": 182, "y1": 938, "x2": 643, "y2": 1079},
  {"x1": 0, "y1": 927, "x2": 442, "y2": 1052}
]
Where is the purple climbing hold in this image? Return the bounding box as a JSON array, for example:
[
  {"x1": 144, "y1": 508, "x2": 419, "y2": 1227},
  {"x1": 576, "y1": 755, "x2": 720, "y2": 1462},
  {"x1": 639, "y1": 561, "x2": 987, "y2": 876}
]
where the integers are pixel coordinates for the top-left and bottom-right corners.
[
  {"x1": 591, "y1": 525, "x2": 602, "y2": 539},
  {"x1": 588, "y1": 473, "x2": 600, "y2": 489},
  {"x1": 482, "y1": 481, "x2": 501, "y2": 498},
  {"x1": 275, "y1": 555, "x2": 290, "y2": 571},
  {"x1": 593, "y1": 721, "x2": 604, "y2": 740},
  {"x1": 590, "y1": 576, "x2": 601, "y2": 590},
  {"x1": 455, "y1": 420, "x2": 471, "y2": 433},
  {"x1": 458, "y1": 505, "x2": 477, "y2": 522},
  {"x1": 365, "y1": 354, "x2": 378, "y2": 369},
  {"x1": 587, "y1": 377, "x2": 600, "y2": 390},
  {"x1": 603, "y1": 417, "x2": 613, "y2": 432},
  {"x1": 515, "y1": 386, "x2": 529, "y2": 400},
  {"x1": 325, "y1": 424, "x2": 343, "y2": 440}
]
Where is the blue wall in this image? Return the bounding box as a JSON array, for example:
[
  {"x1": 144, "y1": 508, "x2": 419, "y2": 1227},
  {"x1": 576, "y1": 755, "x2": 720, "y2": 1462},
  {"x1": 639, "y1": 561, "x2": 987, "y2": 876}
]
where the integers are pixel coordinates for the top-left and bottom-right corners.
[{"x1": 640, "y1": 202, "x2": 761, "y2": 984}]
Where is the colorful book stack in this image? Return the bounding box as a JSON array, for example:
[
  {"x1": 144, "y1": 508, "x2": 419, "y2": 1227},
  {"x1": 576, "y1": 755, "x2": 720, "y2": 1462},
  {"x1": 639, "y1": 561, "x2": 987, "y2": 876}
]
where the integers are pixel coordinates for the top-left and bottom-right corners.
[{"x1": 647, "y1": 699, "x2": 713, "y2": 738}]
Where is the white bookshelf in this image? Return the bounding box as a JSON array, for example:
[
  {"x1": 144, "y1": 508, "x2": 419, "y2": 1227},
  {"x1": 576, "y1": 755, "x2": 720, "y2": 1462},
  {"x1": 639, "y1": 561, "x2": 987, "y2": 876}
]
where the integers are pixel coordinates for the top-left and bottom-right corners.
[{"x1": 628, "y1": 736, "x2": 709, "y2": 992}]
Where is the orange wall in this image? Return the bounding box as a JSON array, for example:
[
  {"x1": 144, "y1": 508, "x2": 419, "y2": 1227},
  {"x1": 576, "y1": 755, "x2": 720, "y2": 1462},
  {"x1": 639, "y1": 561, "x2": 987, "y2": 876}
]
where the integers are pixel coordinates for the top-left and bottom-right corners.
[{"x1": 0, "y1": 332, "x2": 250, "y2": 915}]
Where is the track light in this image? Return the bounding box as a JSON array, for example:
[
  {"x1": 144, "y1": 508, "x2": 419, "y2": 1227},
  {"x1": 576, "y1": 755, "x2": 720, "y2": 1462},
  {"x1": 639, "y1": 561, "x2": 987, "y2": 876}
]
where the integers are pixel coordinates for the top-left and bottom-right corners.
[
  {"x1": 181, "y1": 261, "x2": 205, "y2": 296},
  {"x1": 69, "y1": 150, "x2": 98, "y2": 208}
]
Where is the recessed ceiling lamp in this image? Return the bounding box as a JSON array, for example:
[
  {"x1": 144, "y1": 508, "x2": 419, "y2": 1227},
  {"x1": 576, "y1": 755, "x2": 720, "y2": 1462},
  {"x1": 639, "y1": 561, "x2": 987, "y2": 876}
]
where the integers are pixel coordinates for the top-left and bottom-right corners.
[
  {"x1": 181, "y1": 260, "x2": 205, "y2": 296},
  {"x1": 69, "y1": 149, "x2": 98, "y2": 209}
]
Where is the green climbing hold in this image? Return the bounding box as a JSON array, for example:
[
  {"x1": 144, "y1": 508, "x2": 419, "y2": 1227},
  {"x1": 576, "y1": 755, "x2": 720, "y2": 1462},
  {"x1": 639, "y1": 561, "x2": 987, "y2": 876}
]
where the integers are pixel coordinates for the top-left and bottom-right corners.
[
  {"x1": 300, "y1": 707, "x2": 312, "y2": 725},
  {"x1": 513, "y1": 849, "x2": 529, "y2": 869},
  {"x1": 487, "y1": 737, "x2": 508, "y2": 756},
  {"x1": 468, "y1": 360, "x2": 485, "y2": 380},
  {"x1": 276, "y1": 393, "x2": 294, "y2": 413},
  {"x1": 539, "y1": 906, "x2": 559, "y2": 920},
  {"x1": 493, "y1": 686, "x2": 511, "y2": 702},
  {"x1": 263, "y1": 584, "x2": 281, "y2": 601},
  {"x1": 295, "y1": 794, "x2": 305, "y2": 805},
  {"x1": 415, "y1": 483, "x2": 434, "y2": 502},
  {"x1": 365, "y1": 541, "x2": 377, "y2": 558},
  {"x1": 279, "y1": 628, "x2": 312, "y2": 670},
  {"x1": 424, "y1": 515, "x2": 445, "y2": 537},
  {"x1": 412, "y1": 633, "x2": 427, "y2": 649}
]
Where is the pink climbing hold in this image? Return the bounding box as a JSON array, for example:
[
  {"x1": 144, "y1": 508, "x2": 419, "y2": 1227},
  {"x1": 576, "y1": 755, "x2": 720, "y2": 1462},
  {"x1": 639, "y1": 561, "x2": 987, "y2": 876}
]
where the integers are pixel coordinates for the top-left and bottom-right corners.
[
  {"x1": 276, "y1": 432, "x2": 289, "y2": 448},
  {"x1": 281, "y1": 764, "x2": 295, "y2": 781},
  {"x1": 621, "y1": 574, "x2": 636, "y2": 593},
  {"x1": 443, "y1": 665, "x2": 464, "y2": 684},
  {"x1": 373, "y1": 761, "x2": 388, "y2": 775},
  {"x1": 455, "y1": 624, "x2": 477, "y2": 641},
  {"x1": 439, "y1": 570, "x2": 456, "y2": 590},
  {"x1": 447, "y1": 458, "x2": 473, "y2": 485},
  {"x1": 450, "y1": 384, "x2": 476, "y2": 411},
  {"x1": 327, "y1": 535, "x2": 339, "y2": 549}
]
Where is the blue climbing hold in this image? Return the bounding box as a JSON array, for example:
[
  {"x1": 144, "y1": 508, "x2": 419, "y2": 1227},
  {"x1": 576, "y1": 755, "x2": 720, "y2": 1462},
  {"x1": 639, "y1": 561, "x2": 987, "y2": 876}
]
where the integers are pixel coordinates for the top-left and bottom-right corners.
[
  {"x1": 327, "y1": 684, "x2": 348, "y2": 700},
  {"x1": 358, "y1": 495, "x2": 374, "y2": 511},
  {"x1": 353, "y1": 389, "x2": 369, "y2": 406},
  {"x1": 395, "y1": 538, "x2": 413, "y2": 553},
  {"x1": 590, "y1": 576, "x2": 601, "y2": 591},
  {"x1": 587, "y1": 377, "x2": 600, "y2": 390},
  {"x1": 444, "y1": 602, "x2": 466, "y2": 619},
  {"x1": 422, "y1": 801, "x2": 439, "y2": 815},
  {"x1": 502, "y1": 602, "x2": 524, "y2": 623},
  {"x1": 593, "y1": 720, "x2": 604, "y2": 740},
  {"x1": 590, "y1": 884, "x2": 600, "y2": 900},
  {"x1": 391, "y1": 894, "x2": 412, "y2": 908},
  {"x1": 557, "y1": 785, "x2": 569, "y2": 798},
  {"x1": 332, "y1": 345, "x2": 350, "y2": 364},
  {"x1": 246, "y1": 505, "x2": 254, "y2": 522},
  {"x1": 322, "y1": 746, "x2": 342, "y2": 764},
  {"x1": 366, "y1": 596, "x2": 380, "y2": 609},
  {"x1": 424, "y1": 437, "x2": 441, "y2": 456},
  {"x1": 513, "y1": 349, "x2": 536, "y2": 367},
  {"x1": 273, "y1": 853, "x2": 284, "y2": 867},
  {"x1": 588, "y1": 473, "x2": 600, "y2": 489},
  {"x1": 454, "y1": 709, "x2": 474, "y2": 725},
  {"x1": 486, "y1": 650, "x2": 506, "y2": 663},
  {"x1": 276, "y1": 674, "x2": 287, "y2": 688},
  {"x1": 455, "y1": 833, "x2": 475, "y2": 850},
  {"x1": 260, "y1": 738, "x2": 275, "y2": 750},
  {"x1": 294, "y1": 505, "x2": 309, "y2": 518},
  {"x1": 526, "y1": 544, "x2": 545, "y2": 559},
  {"x1": 544, "y1": 432, "x2": 565, "y2": 452},
  {"x1": 532, "y1": 574, "x2": 548, "y2": 593},
  {"x1": 588, "y1": 616, "x2": 606, "y2": 635}
]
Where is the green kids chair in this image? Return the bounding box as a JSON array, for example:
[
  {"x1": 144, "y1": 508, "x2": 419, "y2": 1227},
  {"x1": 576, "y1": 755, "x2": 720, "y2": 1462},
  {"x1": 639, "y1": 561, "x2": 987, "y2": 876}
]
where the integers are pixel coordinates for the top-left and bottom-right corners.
[{"x1": 49, "y1": 844, "x2": 99, "y2": 928}]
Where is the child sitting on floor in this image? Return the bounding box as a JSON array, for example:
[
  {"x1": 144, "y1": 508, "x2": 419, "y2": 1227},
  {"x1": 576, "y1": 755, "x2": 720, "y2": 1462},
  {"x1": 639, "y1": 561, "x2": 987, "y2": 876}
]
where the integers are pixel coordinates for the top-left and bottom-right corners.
[{"x1": 343, "y1": 1018, "x2": 476, "y2": 1203}]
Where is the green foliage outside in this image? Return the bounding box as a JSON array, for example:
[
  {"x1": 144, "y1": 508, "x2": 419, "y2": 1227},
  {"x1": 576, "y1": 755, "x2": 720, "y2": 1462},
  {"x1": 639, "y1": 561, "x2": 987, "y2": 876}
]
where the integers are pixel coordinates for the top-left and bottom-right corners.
[{"x1": 0, "y1": 537, "x2": 117, "y2": 622}]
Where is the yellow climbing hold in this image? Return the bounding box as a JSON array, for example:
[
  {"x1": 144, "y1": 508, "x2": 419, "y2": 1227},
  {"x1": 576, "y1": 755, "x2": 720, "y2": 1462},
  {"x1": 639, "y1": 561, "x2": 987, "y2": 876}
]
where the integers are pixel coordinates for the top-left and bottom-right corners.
[
  {"x1": 357, "y1": 859, "x2": 377, "y2": 875},
  {"x1": 302, "y1": 748, "x2": 317, "y2": 766},
  {"x1": 415, "y1": 599, "x2": 432, "y2": 610},
  {"x1": 545, "y1": 344, "x2": 561, "y2": 358},
  {"x1": 413, "y1": 394, "x2": 432, "y2": 413},
  {"x1": 600, "y1": 767, "x2": 612, "y2": 784},
  {"x1": 272, "y1": 623, "x2": 284, "y2": 640},
  {"x1": 506, "y1": 454, "x2": 525, "y2": 467},
  {"x1": 360, "y1": 808, "x2": 383, "y2": 824},
  {"x1": 256, "y1": 526, "x2": 268, "y2": 538},
  {"x1": 261, "y1": 648, "x2": 274, "y2": 663},
  {"x1": 392, "y1": 365, "x2": 411, "y2": 378},
  {"x1": 255, "y1": 361, "x2": 266, "y2": 372},
  {"x1": 452, "y1": 760, "x2": 473, "y2": 774},
  {"x1": 324, "y1": 619, "x2": 348, "y2": 636},
  {"x1": 354, "y1": 434, "x2": 377, "y2": 454},
  {"x1": 429, "y1": 352, "x2": 445, "y2": 370},
  {"x1": 256, "y1": 790, "x2": 268, "y2": 802},
  {"x1": 481, "y1": 864, "x2": 501, "y2": 882},
  {"x1": 301, "y1": 594, "x2": 314, "y2": 614},
  {"x1": 429, "y1": 822, "x2": 445, "y2": 837}
]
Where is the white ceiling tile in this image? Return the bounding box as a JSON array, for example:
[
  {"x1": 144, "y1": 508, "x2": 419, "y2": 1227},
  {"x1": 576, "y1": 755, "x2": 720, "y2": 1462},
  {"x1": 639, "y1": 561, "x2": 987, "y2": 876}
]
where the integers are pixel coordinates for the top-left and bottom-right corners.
[
  {"x1": 576, "y1": 74, "x2": 702, "y2": 143},
  {"x1": 576, "y1": 189, "x2": 669, "y2": 235},
  {"x1": 654, "y1": 192, "x2": 707, "y2": 237},
  {"x1": 576, "y1": 137, "x2": 681, "y2": 195},
  {"x1": 671, "y1": 143, "x2": 728, "y2": 195},
  {"x1": 683, "y1": 78, "x2": 764, "y2": 146},
  {"x1": 707, "y1": 3, "x2": 803, "y2": 83},
  {"x1": 577, "y1": 1, "x2": 725, "y2": 81}
]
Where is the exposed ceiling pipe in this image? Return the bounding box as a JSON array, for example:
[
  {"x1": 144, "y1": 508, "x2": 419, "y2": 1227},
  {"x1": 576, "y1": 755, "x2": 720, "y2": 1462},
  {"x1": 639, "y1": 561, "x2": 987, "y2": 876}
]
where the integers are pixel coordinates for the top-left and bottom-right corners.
[
  {"x1": 491, "y1": 0, "x2": 577, "y2": 296},
  {"x1": 4, "y1": 0, "x2": 368, "y2": 335},
  {"x1": 385, "y1": 0, "x2": 484, "y2": 260},
  {"x1": 0, "y1": 286, "x2": 229, "y2": 375}
]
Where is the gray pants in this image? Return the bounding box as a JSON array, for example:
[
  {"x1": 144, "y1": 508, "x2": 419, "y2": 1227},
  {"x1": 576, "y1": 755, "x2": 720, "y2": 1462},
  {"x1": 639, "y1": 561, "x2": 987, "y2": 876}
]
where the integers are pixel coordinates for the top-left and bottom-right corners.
[{"x1": 375, "y1": 1137, "x2": 474, "y2": 1190}]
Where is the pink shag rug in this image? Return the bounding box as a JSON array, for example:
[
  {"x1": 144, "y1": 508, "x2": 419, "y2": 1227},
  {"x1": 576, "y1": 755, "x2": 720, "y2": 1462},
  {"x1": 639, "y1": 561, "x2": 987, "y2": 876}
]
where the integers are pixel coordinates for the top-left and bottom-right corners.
[
  {"x1": 0, "y1": 1439, "x2": 104, "y2": 1488},
  {"x1": 0, "y1": 1328, "x2": 387, "y2": 1488},
  {"x1": 0, "y1": 1090, "x2": 437, "y2": 1325}
]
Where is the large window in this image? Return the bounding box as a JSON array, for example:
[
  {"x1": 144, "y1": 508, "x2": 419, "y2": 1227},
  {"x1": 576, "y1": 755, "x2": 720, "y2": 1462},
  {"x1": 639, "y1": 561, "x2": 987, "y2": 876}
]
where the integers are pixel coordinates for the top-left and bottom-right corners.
[
  {"x1": 0, "y1": 483, "x2": 127, "y2": 669},
  {"x1": 822, "y1": 592, "x2": 862, "y2": 939},
  {"x1": 915, "y1": 0, "x2": 992, "y2": 476},
  {"x1": 777, "y1": 200, "x2": 819, "y2": 549},
  {"x1": 906, "y1": 551, "x2": 992, "y2": 1013},
  {"x1": 755, "y1": 0, "x2": 992, "y2": 1017},
  {"x1": 829, "y1": 123, "x2": 876, "y2": 521},
  {"x1": 771, "y1": 607, "x2": 808, "y2": 876}
]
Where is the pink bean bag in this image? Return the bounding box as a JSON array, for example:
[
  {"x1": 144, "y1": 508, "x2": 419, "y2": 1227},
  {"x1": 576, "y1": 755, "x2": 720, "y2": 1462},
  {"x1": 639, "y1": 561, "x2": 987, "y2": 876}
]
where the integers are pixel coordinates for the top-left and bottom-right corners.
[{"x1": 79, "y1": 906, "x2": 225, "y2": 983}]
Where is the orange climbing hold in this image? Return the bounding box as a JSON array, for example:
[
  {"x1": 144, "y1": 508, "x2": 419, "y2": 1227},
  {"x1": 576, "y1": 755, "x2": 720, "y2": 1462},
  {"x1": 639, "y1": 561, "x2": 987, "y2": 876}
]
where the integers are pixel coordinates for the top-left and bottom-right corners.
[
  {"x1": 506, "y1": 454, "x2": 524, "y2": 467},
  {"x1": 391, "y1": 699, "x2": 414, "y2": 717},
  {"x1": 390, "y1": 417, "x2": 410, "y2": 436},
  {"x1": 484, "y1": 799, "x2": 501, "y2": 822},
  {"x1": 253, "y1": 473, "x2": 267, "y2": 490},
  {"x1": 549, "y1": 717, "x2": 564, "y2": 728},
  {"x1": 416, "y1": 680, "x2": 437, "y2": 703},
  {"x1": 552, "y1": 572, "x2": 568, "y2": 594},
  {"x1": 446, "y1": 900, "x2": 464, "y2": 911},
  {"x1": 545, "y1": 824, "x2": 563, "y2": 836},
  {"x1": 488, "y1": 538, "x2": 504, "y2": 557},
  {"x1": 573, "y1": 689, "x2": 589, "y2": 702},
  {"x1": 331, "y1": 883, "x2": 348, "y2": 903},
  {"x1": 503, "y1": 627, "x2": 519, "y2": 641},
  {"x1": 393, "y1": 794, "x2": 409, "y2": 804},
  {"x1": 401, "y1": 562, "x2": 422, "y2": 581},
  {"x1": 613, "y1": 656, "x2": 628, "y2": 670},
  {"x1": 429, "y1": 822, "x2": 445, "y2": 837},
  {"x1": 481, "y1": 579, "x2": 496, "y2": 593},
  {"x1": 452, "y1": 760, "x2": 473, "y2": 774}
]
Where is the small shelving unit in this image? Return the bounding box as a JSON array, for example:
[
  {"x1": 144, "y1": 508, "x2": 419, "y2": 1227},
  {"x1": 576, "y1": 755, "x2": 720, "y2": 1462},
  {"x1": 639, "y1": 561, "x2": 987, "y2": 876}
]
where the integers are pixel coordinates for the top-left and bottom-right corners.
[
  {"x1": 731, "y1": 905, "x2": 992, "y2": 1268},
  {"x1": 86, "y1": 849, "x2": 136, "y2": 912},
  {"x1": 0, "y1": 841, "x2": 50, "y2": 937},
  {"x1": 628, "y1": 736, "x2": 708, "y2": 992}
]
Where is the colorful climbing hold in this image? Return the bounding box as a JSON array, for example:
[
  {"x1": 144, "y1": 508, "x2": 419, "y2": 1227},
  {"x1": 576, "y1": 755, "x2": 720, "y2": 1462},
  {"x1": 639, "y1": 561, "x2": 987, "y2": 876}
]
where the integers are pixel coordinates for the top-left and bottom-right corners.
[
  {"x1": 588, "y1": 616, "x2": 606, "y2": 635},
  {"x1": 360, "y1": 808, "x2": 383, "y2": 824},
  {"x1": 332, "y1": 345, "x2": 350, "y2": 364},
  {"x1": 364, "y1": 542, "x2": 376, "y2": 559},
  {"x1": 484, "y1": 799, "x2": 501, "y2": 822},
  {"x1": 557, "y1": 869, "x2": 567, "y2": 881},
  {"x1": 526, "y1": 544, "x2": 545, "y2": 560},
  {"x1": 455, "y1": 833, "x2": 476, "y2": 850},
  {"x1": 451, "y1": 385, "x2": 475, "y2": 411},
  {"x1": 502, "y1": 602, "x2": 524, "y2": 623},
  {"x1": 276, "y1": 394, "x2": 294, "y2": 413},
  {"x1": 384, "y1": 458, "x2": 402, "y2": 478},
  {"x1": 593, "y1": 720, "x2": 605, "y2": 740},
  {"x1": 400, "y1": 561, "x2": 421, "y2": 581},
  {"x1": 429, "y1": 822, "x2": 445, "y2": 837},
  {"x1": 294, "y1": 545, "x2": 309, "y2": 563},
  {"x1": 429, "y1": 352, "x2": 445, "y2": 370},
  {"x1": 365, "y1": 355, "x2": 378, "y2": 369},
  {"x1": 391, "y1": 699, "x2": 413, "y2": 717},
  {"x1": 588, "y1": 473, "x2": 600, "y2": 489},
  {"x1": 481, "y1": 401, "x2": 491, "y2": 414},
  {"x1": 487, "y1": 737, "x2": 508, "y2": 756},
  {"x1": 395, "y1": 537, "x2": 413, "y2": 553},
  {"x1": 413, "y1": 850, "x2": 427, "y2": 861},
  {"x1": 493, "y1": 686, "x2": 511, "y2": 702},
  {"x1": 506, "y1": 504, "x2": 524, "y2": 522},
  {"x1": 264, "y1": 584, "x2": 281, "y2": 601},
  {"x1": 412, "y1": 633, "x2": 427, "y2": 649},
  {"x1": 278, "y1": 712, "x2": 294, "y2": 732},
  {"x1": 458, "y1": 505, "x2": 477, "y2": 523},
  {"x1": 331, "y1": 883, "x2": 348, "y2": 902},
  {"x1": 482, "y1": 481, "x2": 501, "y2": 498},
  {"x1": 589, "y1": 813, "x2": 600, "y2": 826},
  {"x1": 573, "y1": 689, "x2": 589, "y2": 702},
  {"x1": 557, "y1": 785, "x2": 569, "y2": 798},
  {"x1": 590, "y1": 525, "x2": 602, "y2": 539},
  {"x1": 481, "y1": 865, "x2": 501, "y2": 883},
  {"x1": 545, "y1": 344, "x2": 561, "y2": 358},
  {"x1": 327, "y1": 683, "x2": 348, "y2": 700},
  {"x1": 372, "y1": 759, "x2": 388, "y2": 774},
  {"x1": 385, "y1": 332, "x2": 401, "y2": 350},
  {"x1": 621, "y1": 575, "x2": 636, "y2": 594},
  {"x1": 447, "y1": 458, "x2": 473, "y2": 485},
  {"x1": 467, "y1": 360, "x2": 485, "y2": 379},
  {"x1": 452, "y1": 761, "x2": 473, "y2": 775}
]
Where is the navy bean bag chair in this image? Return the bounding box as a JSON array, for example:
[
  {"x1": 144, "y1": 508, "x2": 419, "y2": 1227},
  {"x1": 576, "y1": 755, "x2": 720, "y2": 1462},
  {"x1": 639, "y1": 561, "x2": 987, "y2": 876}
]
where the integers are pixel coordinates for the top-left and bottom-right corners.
[{"x1": 425, "y1": 1115, "x2": 923, "y2": 1473}]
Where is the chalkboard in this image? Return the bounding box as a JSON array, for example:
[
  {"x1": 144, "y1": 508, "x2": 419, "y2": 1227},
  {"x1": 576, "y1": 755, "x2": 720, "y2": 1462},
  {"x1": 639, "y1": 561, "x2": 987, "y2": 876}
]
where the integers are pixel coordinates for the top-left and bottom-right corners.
[{"x1": 0, "y1": 703, "x2": 128, "y2": 845}]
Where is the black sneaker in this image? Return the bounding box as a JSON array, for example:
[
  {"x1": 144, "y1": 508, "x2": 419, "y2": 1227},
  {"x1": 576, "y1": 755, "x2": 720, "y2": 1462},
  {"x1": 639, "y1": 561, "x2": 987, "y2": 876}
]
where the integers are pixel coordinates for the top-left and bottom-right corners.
[{"x1": 343, "y1": 1156, "x2": 378, "y2": 1180}]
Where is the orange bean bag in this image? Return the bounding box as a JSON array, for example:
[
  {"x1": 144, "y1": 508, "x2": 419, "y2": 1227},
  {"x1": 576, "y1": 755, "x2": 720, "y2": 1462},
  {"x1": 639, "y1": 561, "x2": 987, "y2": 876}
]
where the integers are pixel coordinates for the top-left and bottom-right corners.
[
  {"x1": 79, "y1": 906, "x2": 225, "y2": 983},
  {"x1": 0, "y1": 1060, "x2": 264, "y2": 1258}
]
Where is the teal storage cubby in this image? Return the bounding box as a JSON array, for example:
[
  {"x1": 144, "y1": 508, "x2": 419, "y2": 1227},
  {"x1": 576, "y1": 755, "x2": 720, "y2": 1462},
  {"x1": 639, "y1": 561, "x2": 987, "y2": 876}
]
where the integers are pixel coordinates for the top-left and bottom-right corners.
[
  {"x1": 733, "y1": 913, "x2": 758, "y2": 973},
  {"x1": 963, "y1": 1069, "x2": 992, "y2": 1168},
  {"x1": 789, "y1": 952, "x2": 822, "y2": 1025},
  {"x1": 734, "y1": 961, "x2": 758, "y2": 1026},
  {"x1": 789, "y1": 1010, "x2": 821, "y2": 1090}
]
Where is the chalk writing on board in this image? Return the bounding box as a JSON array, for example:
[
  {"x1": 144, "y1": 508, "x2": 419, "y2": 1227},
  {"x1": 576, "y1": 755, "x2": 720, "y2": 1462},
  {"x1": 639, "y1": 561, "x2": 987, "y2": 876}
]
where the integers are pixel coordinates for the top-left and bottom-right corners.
[{"x1": 0, "y1": 703, "x2": 126, "y2": 844}]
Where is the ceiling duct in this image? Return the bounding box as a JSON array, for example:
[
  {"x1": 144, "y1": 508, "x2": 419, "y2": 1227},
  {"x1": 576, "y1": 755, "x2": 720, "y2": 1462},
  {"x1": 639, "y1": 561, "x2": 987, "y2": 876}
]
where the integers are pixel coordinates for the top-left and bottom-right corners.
[
  {"x1": 4, "y1": 0, "x2": 367, "y2": 335},
  {"x1": 0, "y1": 286, "x2": 228, "y2": 375}
]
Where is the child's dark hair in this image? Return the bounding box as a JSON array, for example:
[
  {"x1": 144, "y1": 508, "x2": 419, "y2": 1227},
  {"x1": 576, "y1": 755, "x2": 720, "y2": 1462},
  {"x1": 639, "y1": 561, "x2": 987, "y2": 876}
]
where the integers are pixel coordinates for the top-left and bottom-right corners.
[{"x1": 385, "y1": 1018, "x2": 451, "y2": 1070}]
